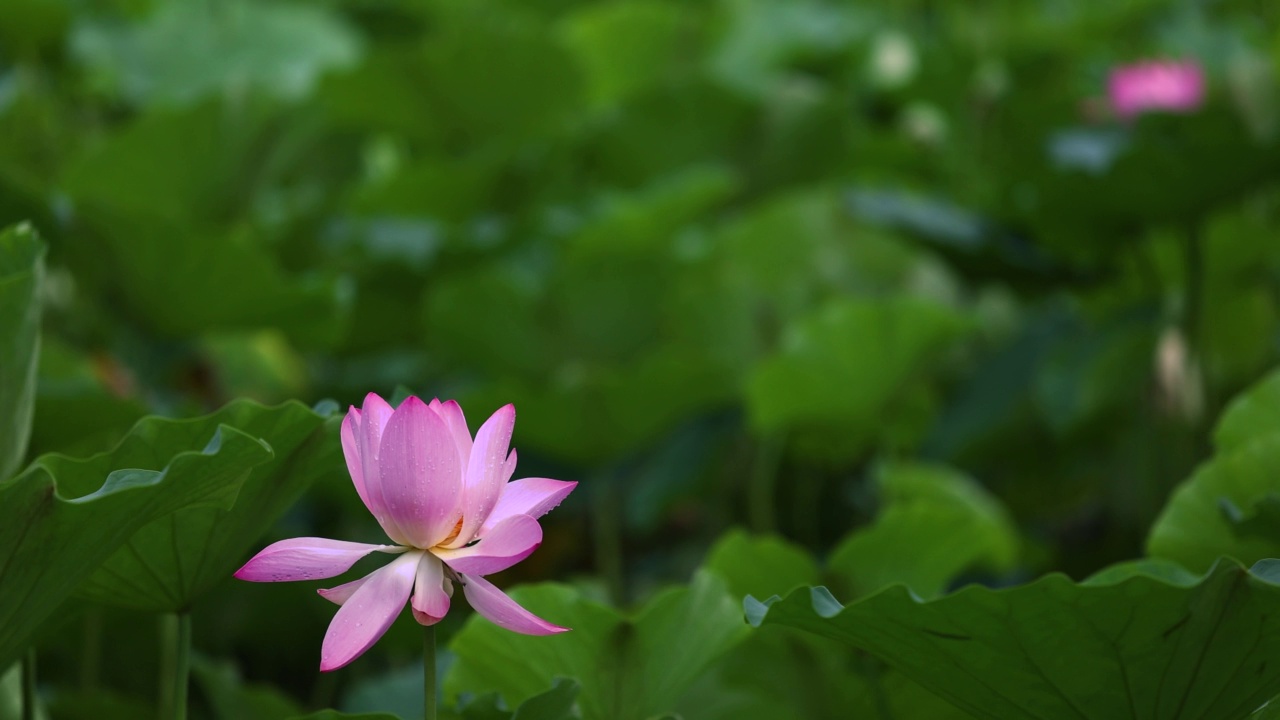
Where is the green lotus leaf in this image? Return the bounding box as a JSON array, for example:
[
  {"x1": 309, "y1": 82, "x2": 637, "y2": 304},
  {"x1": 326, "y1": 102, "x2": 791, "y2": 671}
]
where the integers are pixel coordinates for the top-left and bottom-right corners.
[
  {"x1": 750, "y1": 558, "x2": 1280, "y2": 720},
  {"x1": 0, "y1": 414, "x2": 273, "y2": 668},
  {"x1": 1148, "y1": 367, "x2": 1280, "y2": 571},
  {"x1": 75, "y1": 399, "x2": 341, "y2": 612},
  {"x1": 827, "y1": 461, "x2": 1019, "y2": 600},
  {"x1": 0, "y1": 223, "x2": 43, "y2": 481},
  {"x1": 446, "y1": 571, "x2": 748, "y2": 720}
]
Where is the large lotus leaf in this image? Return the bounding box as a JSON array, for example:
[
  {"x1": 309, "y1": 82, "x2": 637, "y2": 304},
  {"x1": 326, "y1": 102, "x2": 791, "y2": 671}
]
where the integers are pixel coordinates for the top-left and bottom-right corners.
[
  {"x1": 60, "y1": 104, "x2": 348, "y2": 346},
  {"x1": 417, "y1": 2, "x2": 585, "y2": 142},
  {"x1": 449, "y1": 679, "x2": 580, "y2": 720},
  {"x1": 696, "y1": 531, "x2": 969, "y2": 719},
  {"x1": 70, "y1": 0, "x2": 361, "y2": 107},
  {"x1": 676, "y1": 662, "x2": 974, "y2": 720},
  {"x1": 585, "y1": 79, "x2": 755, "y2": 186},
  {"x1": 710, "y1": 0, "x2": 866, "y2": 95},
  {"x1": 715, "y1": 190, "x2": 933, "y2": 319},
  {"x1": 564, "y1": 166, "x2": 738, "y2": 255},
  {"x1": 318, "y1": 47, "x2": 443, "y2": 140},
  {"x1": 347, "y1": 154, "x2": 501, "y2": 227},
  {"x1": 551, "y1": 238, "x2": 678, "y2": 365},
  {"x1": 746, "y1": 297, "x2": 970, "y2": 460},
  {"x1": 714, "y1": 190, "x2": 841, "y2": 320},
  {"x1": 749, "y1": 558, "x2": 1280, "y2": 720},
  {"x1": 751, "y1": 84, "x2": 857, "y2": 194},
  {"x1": 1215, "y1": 368, "x2": 1280, "y2": 454},
  {"x1": 827, "y1": 462, "x2": 1019, "y2": 600},
  {"x1": 423, "y1": 167, "x2": 738, "y2": 376},
  {"x1": 0, "y1": 413, "x2": 274, "y2": 668},
  {"x1": 0, "y1": 0, "x2": 70, "y2": 59},
  {"x1": 701, "y1": 530, "x2": 819, "y2": 602},
  {"x1": 550, "y1": 167, "x2": 739, "y2": 364},
  {"x1": 920, "y1": 302, "x2": 1065, "y2": 460},
  {"x1": 1148, "y1": 368, "x2": 1280, "y2": 571},
  {"x1": 1254, "y1": 702, "x2": 1280, "y2": 720},
  {"x1": 1219, "y1": 493, "x2": 1280, "y2": 546},
  {"x1": 108, "y1": 224, "x2": 345, "y2": 347},
  {"x1": 422, "y1": 261, "x2": 550, "y2": 379},
  {"x1": 445, "y1": 571, "x2": 748, "y2": 720},
  {"x1": 61, "y1": 99, "x2": 264, "y2": 225},
  {"x1": 1029, "y1": 108, "x2": 1280, "y2": 232},
  {"x1": 1033, "y1": 307, "x2": 1159, "y2": 436},
  {"x1": 985, "y1": 0, "x2": 1169, "y2": 53},
  {"x1": 75, "y1": 399, "x2": 340, "y2": 612},
  {"x1": 0, "y1": 224, "x2": 43, "y2": 481},
  {"x1": 1195, "y1": 215, "x2": 1280, "y2": 388},
  {"x1": 1147, "y1": 435, "x2": 1280, "y2": 572},
  {"x1": 465, "y1": 346, "x2": 737, "y2": 466},
  {"x1": 558, "y1": 0, "x2": 700, "y2": 110},
  {"x1": 429, "y1": 170, "x2": 744, "y2": 465}
]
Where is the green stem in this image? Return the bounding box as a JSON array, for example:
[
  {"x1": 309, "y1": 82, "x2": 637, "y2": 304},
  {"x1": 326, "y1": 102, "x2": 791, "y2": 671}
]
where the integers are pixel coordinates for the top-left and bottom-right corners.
[
  {"x1": 748, "y1": 434, "x2": 784, "y2": 534},
  {"x1": 857, "y1": 651, "x2": 895, "y2": 720},
  {"x1": 423, "y1": 624, "x2": 437, "y2": 720},
  {"x1": 1183, "y1": 220, "x2": 1203, "y2": 363},
  {"x1": 593, "y1": 476, "x2": 624, "y2": 605},
  {"x1": 21, "y1": 648, "x2": 35, "y2": 720},
  {"x1": 159, "y1": 612, "x2": 191, "y2": 720},
  {"x1": 1182, "y1": 219, "x2": 1210, "y2": 438},
  {"x1": 308, "y1": 667, "x2": 339, "y2": 710},
  {"x1": 80, "y1": 607, "x2": 102, "y2": 691},
  {"x1": 793, "y1": 468, "x2": 823, "y2": 549}
]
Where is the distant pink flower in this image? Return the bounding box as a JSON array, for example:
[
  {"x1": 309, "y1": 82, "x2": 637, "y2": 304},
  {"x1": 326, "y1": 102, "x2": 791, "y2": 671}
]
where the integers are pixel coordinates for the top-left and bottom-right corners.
[
  {"x1": 1108, "y1": 60, "x2": 1205, "y2": 119},
  {"x1": 236, "y1": 394, "x2": 576, "y2": 671}
]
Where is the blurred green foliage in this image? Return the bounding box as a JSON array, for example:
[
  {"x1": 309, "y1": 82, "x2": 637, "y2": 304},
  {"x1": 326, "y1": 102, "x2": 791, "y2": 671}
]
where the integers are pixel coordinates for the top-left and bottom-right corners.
[{"x1": 4, "y1": 0, "x2": 1280, "y2": 717}]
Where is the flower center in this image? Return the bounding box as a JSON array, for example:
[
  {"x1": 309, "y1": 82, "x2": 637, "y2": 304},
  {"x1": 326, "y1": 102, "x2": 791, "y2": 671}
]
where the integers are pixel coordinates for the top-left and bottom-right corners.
[{"x1": 438, "y1": 517, "x2": 465, "y2": 547}]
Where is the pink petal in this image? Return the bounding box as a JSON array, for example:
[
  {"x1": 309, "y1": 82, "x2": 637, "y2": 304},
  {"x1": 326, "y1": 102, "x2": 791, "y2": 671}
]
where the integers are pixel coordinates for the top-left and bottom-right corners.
[
  {"x1": 379, "y1": 396, "x2": 463, "y2": 548},
  {"x1": 317, "y1": 573, "x2": 371, "y2": 606},
  {"x1": 340, "y1": 408, "x2": 374, "y2": 514},
  {"x1": 461, "y1": 574, "x2": 569, "y2": 635},
  {"x1": 433, "y1": 514, "x2": 541, "y2": 576},
  {"x1": 429, "y1": 398, "x2": 473, "y2": 470},
  {"x1": 1107, "y1": 60, "x2": 1205, "y2": 119},
  {"x1": 410, "y1": 552, "x2": 451, "y2": 625},
  {"x1": 356, "y1": 393, "x2": 410, "y2": 546},
  {"x1": 234, "y1": 538, "x2": 399, "y2": 582},
  {"x1": 448, "y1": 404, "x2": 515, "y2": 548},
  {"x1": 320, "y1": 550, "x2": 420, "y2": 671},
  {"x1": 480, "y1": 478, "x2": 577, "y2": 535}
]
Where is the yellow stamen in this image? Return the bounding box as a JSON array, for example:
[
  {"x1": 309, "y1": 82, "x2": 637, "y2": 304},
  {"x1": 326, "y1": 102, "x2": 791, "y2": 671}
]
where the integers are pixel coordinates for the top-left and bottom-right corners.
[{"x1": 439, "y1": 517, "x2": 464, "y2": 546}]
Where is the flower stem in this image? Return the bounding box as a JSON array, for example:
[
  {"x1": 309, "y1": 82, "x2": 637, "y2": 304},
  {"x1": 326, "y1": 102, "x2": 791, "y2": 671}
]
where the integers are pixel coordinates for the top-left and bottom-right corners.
[
  {"x1": 593, "y1": 475, "x2": 624, "y2": 604},
  {"x1": 1183, "y1": 219, "x2": 1208, "y2": 422},
  {"x1": 423, "y1": 624, "x2": 437, "y2": 720},
  {"x1": 159, "y1": 612, "x2": 191, "y2": 720},
  {"x1": 856, "y1": 650, "x2": 895, "y2": 720},
  {"x1": 1183, "y1": 220, "x2": 1203, "y2": 359},
  {"x1": 80, "y1": 607, "x2": 102, "y2": 691},
  {"x1": 21, "y1": 648, "x2": 35, "y2": 720},
  {"x1": 748, "y1": 433, "x2": 784, "y2": 534},
  {"x1": 793, "y1": 467, "x2": 823, "y2": 549}
]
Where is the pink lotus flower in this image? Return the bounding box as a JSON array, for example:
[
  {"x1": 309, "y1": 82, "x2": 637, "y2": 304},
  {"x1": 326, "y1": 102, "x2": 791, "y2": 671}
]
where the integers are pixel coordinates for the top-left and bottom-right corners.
[
  {"x1": 1108, "y1": 60, "x2": 1205, "y2": 119},
  {"x1": 235, "y1": 394, "x2": 576, "y2": 671}
]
